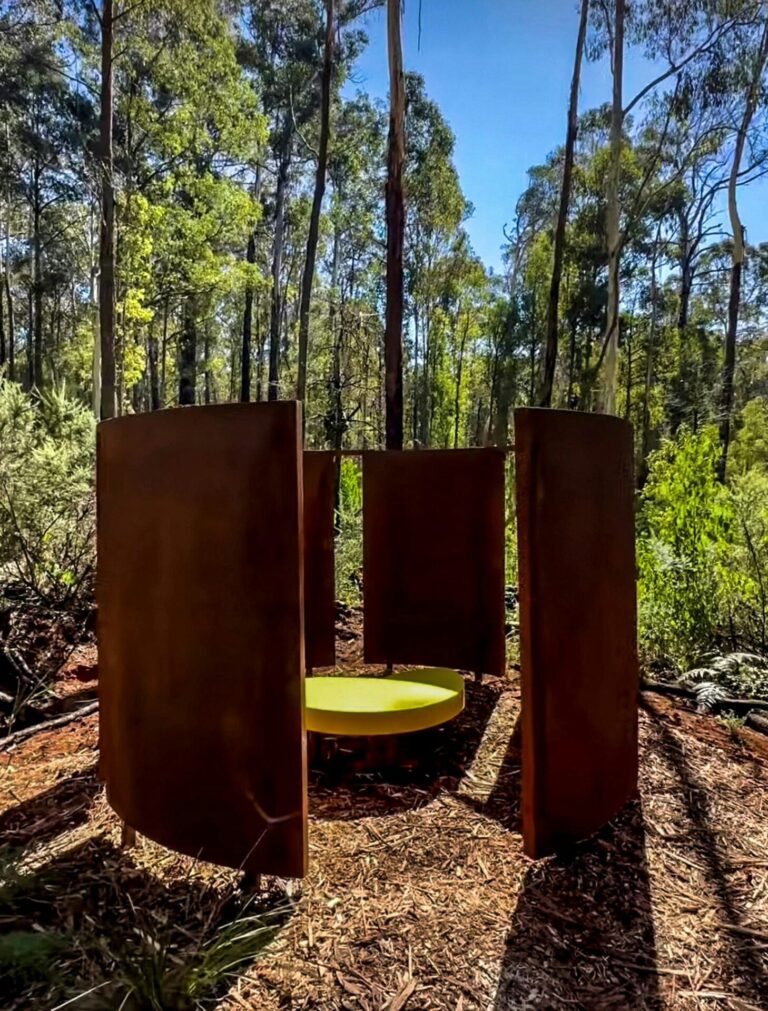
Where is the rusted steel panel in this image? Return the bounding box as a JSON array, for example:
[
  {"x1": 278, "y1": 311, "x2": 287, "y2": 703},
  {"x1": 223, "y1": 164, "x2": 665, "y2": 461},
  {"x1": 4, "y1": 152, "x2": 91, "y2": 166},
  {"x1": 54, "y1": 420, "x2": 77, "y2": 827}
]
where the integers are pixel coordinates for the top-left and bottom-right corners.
[
  {"x1": 362, "y1": 449, "x2": 506, "y2": 676},
  {"x1": 514, "y1": 408, "x2": 638, "y2": 858},
  {"x1": 303, "y1": 451, "x2": 336, "y2": 668},
  {"x1": 98, "y1": 402, "x2": 307, "y2": 878}
]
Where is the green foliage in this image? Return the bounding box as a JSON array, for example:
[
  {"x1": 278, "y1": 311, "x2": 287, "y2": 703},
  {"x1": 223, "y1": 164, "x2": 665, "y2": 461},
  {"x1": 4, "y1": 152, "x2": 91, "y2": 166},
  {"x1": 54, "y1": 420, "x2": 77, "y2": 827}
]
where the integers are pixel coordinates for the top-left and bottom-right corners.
[
  {"x1": 0, "y1": 382, "x2": 95, "y2": 604},
  {"x1": 0, "y1": 930, "x2": 66, "y2": 988},
  {"x1": 335, "y1": 459, "x2": 362, "y2": 605},
  {"x1": 0, "y1": 847, "x2": 35, "y2": 906},
  {"x1": 684, "y1": 652, "x2": 768, "y2": 702},
  {"x1": 731, "y1": 398, "x2": 768, "y2": 474},
  {"x1": 638, "y1": 424, "x2": 768, "y2": 678},
  {"x1": 637, "y1": 427, "x2": 731, "y2": 669},
  {"x1": 727, "y1": 469, "x2": 768, "y2": 650},
  {"x1": 716, "y1": 711, "x2": 747, "y2": 737},
  {"x1": 87, "y1": 900, "x2": 289, "y2": 1010}
]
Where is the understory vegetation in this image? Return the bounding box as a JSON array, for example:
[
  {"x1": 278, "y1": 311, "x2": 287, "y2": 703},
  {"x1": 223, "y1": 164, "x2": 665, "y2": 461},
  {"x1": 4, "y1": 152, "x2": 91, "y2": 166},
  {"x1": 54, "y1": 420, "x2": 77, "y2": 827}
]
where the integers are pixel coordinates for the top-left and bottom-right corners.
[
  {"x1": 638, "y1": 420, "x2": 768, "y2": 691},
  {"x1": 1, "y1": 386, "x2": 767, "y2": 700},
  {"x1": 0, "y1": 841, "x2": 292, "y2": 1009}
]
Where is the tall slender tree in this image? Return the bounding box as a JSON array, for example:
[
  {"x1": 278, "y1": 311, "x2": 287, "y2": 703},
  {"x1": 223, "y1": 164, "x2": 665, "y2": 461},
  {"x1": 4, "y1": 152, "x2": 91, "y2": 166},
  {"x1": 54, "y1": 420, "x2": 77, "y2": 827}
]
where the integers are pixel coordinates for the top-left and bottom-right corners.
[
  {"x1": 539, "y1": 0, "x2": 589, "y2": 408},
  {"x1": 718, "y1": 10, "x2": 768, "y2": 481},
  {"x1": 384, "y1": 0, "x2": 405, "y2": 449},
  {"x1": 297, "y1": 0, "x2": 334, "y2": 411},
  {"x1": 98, "y1": 0, "x2": 116, "y2": 419},
  {"x1": 599, "y1": 0, "x2": 624, "y2": 415}
]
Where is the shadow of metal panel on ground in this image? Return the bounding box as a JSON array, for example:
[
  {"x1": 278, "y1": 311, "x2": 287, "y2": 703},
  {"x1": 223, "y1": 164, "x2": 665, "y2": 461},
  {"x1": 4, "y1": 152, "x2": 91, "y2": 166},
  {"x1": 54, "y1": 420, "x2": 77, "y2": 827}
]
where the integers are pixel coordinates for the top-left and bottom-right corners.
[
  {"x1": 98, "y1": 402, "x2": 307, "y2": 877},
  {"x1": 514, "y1": 407, "x2": 638, "y2": 858},
  {"x1": 362, "y1": 449, "x2": 506, "y2": 677}
]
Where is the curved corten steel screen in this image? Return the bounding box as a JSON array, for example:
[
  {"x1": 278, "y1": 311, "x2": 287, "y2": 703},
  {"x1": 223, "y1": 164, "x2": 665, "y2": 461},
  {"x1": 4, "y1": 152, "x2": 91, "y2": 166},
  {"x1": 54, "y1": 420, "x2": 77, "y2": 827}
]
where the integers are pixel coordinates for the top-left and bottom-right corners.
[
  {"x1": 514, "y1": 408, "x2": 638, "y2": 859},
  {"x1": 362, "y1": 449, "x2": 506, "y2": 676},
  {"x1": 303, "y1": 451, "x2": 336, "y2": 668},
  {"x1": 98, "y1": 402, "x2": 307, "y2": 878}
]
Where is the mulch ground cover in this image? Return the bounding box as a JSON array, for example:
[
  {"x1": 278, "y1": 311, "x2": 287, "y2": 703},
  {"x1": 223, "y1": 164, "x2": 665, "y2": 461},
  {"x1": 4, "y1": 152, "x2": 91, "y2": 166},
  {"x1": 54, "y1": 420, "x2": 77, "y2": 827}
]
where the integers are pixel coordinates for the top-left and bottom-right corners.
[{"x1": 1, "y1": 611, "x2": 766, "y2": 1010}]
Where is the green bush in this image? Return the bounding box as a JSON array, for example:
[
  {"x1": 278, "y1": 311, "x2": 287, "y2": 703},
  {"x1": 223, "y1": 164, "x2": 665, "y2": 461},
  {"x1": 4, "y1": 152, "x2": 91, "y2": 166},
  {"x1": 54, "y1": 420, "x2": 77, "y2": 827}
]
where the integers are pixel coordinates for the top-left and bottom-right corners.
[
  {"x1": 335, "y1": 457, "x2": 362, "y2": 604},
  {"x1": 0, "y1": 382, "x2": 95, "y2": 605},
  {"x1": 638, "y1": 422, "x2": 768, "y2": 677},
  {"x1": 728, "y1": 469, "x2": 768, "y2": 652},
  {"x1": 637, "y1": 427, "x2": 730, "y2": 670}
]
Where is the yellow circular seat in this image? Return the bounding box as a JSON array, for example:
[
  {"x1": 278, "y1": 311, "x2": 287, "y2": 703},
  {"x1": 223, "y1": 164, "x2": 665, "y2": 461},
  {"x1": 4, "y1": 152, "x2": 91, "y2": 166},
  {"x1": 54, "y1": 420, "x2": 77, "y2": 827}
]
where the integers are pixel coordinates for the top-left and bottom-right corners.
[{"x1": 305, "y1": 668, "x2": 465, "y2": 736}]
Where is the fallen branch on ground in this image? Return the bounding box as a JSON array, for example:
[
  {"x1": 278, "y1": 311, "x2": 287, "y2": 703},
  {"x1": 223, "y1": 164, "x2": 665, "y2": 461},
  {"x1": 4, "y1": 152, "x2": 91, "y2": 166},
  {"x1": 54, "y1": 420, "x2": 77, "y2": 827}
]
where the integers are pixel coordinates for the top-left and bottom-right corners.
[
  {"x1": 0, "y1": 700, "x2": 98, "y2": 752},
  {"x1": 641, "y1": 680, "x2": 768, "y2": 712}
]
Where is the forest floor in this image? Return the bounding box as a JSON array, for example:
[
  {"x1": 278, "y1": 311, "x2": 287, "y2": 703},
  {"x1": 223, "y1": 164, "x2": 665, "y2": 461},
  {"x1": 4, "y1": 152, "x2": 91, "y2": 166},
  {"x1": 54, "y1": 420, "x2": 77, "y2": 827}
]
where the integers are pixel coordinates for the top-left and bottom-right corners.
[{"x1": 1, "y1": 614, "x2": 768, "y2": 1010}]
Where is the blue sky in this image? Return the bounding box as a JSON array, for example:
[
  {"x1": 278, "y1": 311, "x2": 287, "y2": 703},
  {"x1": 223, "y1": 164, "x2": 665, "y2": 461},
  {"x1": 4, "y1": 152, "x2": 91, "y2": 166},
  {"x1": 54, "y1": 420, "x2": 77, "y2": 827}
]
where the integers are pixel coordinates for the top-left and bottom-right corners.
[{"x1": 349, "y1": 0, "x2": 768, "y2": 273}]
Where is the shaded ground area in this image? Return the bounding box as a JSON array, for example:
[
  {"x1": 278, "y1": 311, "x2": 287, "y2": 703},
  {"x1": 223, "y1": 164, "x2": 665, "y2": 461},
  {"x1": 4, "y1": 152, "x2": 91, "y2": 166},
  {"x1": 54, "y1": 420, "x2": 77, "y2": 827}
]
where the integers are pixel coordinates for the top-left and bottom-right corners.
[{"x1": 1, "y1": 625, "x2": 767, "y2": 1009}]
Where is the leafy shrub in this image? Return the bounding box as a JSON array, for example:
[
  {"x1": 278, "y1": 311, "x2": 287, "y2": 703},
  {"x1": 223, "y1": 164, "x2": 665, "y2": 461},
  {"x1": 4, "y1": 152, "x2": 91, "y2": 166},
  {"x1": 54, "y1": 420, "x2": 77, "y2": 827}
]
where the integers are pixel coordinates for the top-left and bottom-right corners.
[
  {"x1": 728, "y1": 469, "x2": 768, "y2": 651},
  {"x1": 730, "y1": 397, "x2": 768, "y2": 475},
  {"x1": 335, "y1": 458, "x2": 362, "y2": 604},
  {"x1": 637, "y1": 427, "x2": 730, "y2": 670},
  {"x1": 0, "y1": 382, "x2": 95, "y2": 605},
  {"x1": 638, "y1": 421, "x2": 768, "y2": 684}
]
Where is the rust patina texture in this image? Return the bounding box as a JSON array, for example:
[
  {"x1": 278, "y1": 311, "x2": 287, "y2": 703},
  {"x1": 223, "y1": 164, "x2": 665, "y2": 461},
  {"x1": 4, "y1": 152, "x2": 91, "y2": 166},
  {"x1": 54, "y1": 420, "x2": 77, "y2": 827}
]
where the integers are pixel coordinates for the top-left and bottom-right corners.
[
  {"x1": 514, "y1": 407, "x2": 638, "y2": 859},
  {"x1": 362, "y1": 449, "x2": 506, "y2": 676},
  {"x1": 303, "y1": 451, "x2": 336, "y2": 668},
  {"x1": 98, "y1": 402, "x2": 307, "y2": 878}
]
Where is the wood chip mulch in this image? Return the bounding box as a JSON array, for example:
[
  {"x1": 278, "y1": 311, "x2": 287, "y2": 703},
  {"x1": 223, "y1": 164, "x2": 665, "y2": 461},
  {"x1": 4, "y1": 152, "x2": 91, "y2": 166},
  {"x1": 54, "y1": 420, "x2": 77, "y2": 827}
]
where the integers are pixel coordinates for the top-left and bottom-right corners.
[{"x1": 1, "y1": 631, "x2": 767, "y2": 1010}]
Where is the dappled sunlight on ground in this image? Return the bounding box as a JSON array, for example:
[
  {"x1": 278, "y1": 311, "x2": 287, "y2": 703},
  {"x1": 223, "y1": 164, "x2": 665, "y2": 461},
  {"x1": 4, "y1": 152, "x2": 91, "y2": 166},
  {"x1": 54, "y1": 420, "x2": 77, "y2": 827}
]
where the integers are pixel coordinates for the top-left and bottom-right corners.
[{"x1": 1, "y1": 655, "x2": 767, "y2": 1008}]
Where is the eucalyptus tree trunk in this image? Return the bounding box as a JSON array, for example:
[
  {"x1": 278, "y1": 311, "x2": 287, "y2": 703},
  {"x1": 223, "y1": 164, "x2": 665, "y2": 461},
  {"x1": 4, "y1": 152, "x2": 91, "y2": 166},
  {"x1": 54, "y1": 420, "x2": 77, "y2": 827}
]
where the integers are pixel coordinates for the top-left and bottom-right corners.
[
  {"x1": 203, "y1": 325, "x2": 213, "y2": 405},
  {"x1": 677, "y1": 212, "x2": 693, "y2": 336},
  {"x1": 160, "y1": 296, "x2": 168, "y2": 406},
  {"x1": 240, "y1": 229, "x2": 255, "y2": 401},
  {"x1": 639, "y1": 232, "x2": 660, "y2": 484},
  {"x1": 99, "y1": 0, "x2": 117, "y2": 419},
  {"x1": 717, "y1": 15, "x2": 768, "y2": 482},
  {"x1": 267, "y1": 137, "x2": 291, "y2": 402},
  {"x1": 3, "y1": 129, "x2": 14, "y2": 382},
  {"x1": 0, "y1": 220, "x2": 5, "y2": 368},
  {"x1": 178, "y1": 297, "x2": 196, "y2": 405},
  {"x1": 297, "y1": 0, "x2": 334, "y2": 407},
  {"x1": 539, "y1": 0, "x2": 589, "y2": 407},
  {"x1": 384, "y1": 0, "x2": 405, "y2": 449},
  {"x1": 453, "y1": 312, "x2": 469, "y2": 448},
  {"x1": 147, "y1": 326, "x2": 160, "y2": 411},
  {"x1": 599, "y1": 0, "x2": 624, "y2": 415},
  {"x1": 325, "y1": 224, "x2": 343, "y2": 451},
  {"x1": 32, "y1": 164, "x2": 43, "y2": 389},
  {"x1": 89, "y1": 205, "x2": 100, "y2": 417}
]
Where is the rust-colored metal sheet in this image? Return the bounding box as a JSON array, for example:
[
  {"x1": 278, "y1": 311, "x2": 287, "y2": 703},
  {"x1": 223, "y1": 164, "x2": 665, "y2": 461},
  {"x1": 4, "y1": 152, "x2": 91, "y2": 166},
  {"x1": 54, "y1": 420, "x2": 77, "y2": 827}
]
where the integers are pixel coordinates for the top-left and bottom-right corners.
[
  {"x1": 97, "y1": 402, "x2": 307, "y2": 878},
  {"x1": 303, "y1": 451, "x2": 336, "y2": 668},
  {"x1": 514, "y1": 408, "x2": 638, "y2": 858},
  {"x1": 362, "y1": 449, "x2": 506, "y2": 676}
]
